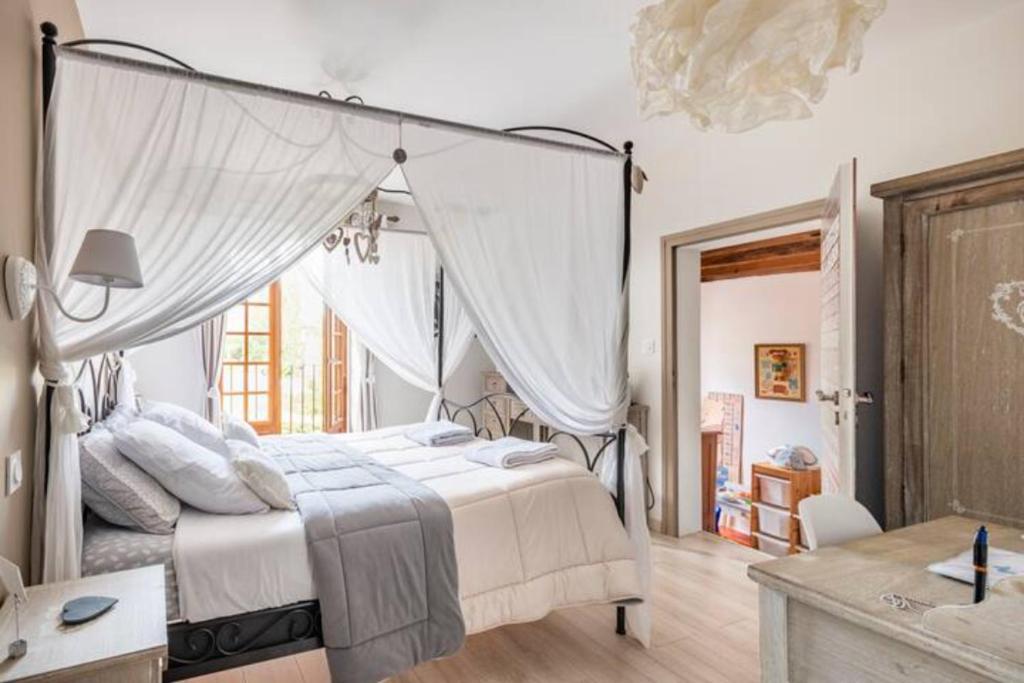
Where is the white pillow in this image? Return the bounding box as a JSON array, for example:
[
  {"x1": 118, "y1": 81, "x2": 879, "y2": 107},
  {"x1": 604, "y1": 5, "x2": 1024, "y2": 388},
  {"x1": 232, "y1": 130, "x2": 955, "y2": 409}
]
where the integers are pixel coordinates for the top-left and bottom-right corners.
[
  {"x1": 223, "y1": 415, "x2": 261, "y2": 449},
  {"x1": 228, "y1": 440, "x2": 295, "y2": 510},
  {"x1": 115, "y1": 420, "x2": 268, "y2": 515},
  {"x1": 141, "y1": 400, "x2": 229, "y2": 457},
  {"x1": 99, "y1": 405, "x2": 138, "y2": 433}
]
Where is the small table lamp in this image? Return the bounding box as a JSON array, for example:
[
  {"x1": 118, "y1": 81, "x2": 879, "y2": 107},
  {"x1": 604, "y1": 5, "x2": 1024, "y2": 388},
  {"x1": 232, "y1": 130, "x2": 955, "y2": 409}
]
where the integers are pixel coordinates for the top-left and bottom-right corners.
[
  {"x1": 3, "y1": 229, "x2": 143, "y2": 322},
  {"x1": 0, "y1": 555, "x2": 28, "y2": 659}
]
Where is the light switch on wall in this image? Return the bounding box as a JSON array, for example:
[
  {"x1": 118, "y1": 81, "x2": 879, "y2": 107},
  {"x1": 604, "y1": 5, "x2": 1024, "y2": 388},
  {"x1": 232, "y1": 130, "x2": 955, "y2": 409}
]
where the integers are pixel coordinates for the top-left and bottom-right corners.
[
  {"x1": 6, "y1": 451, "x2": 23, "y2": 496},
  {"x1": 641, "y1": 339, "x2": 656, "y2": 356}
]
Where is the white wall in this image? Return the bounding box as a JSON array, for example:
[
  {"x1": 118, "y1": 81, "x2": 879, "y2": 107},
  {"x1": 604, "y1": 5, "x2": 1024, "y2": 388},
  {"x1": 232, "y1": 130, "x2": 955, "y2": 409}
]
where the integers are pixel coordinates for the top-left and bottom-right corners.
[
  {"x1": 561, "y1": 2, "x2": 1024, "y2": 530},
  {"x1": 701, "y1": 272, "x2": 823, "y2": 486},
  {"x1": 374, "y1": 340, "x2": 495, "y2": 427},
  {"x1": 129, "y1": 329, "x2": 207, "y2": 414}
]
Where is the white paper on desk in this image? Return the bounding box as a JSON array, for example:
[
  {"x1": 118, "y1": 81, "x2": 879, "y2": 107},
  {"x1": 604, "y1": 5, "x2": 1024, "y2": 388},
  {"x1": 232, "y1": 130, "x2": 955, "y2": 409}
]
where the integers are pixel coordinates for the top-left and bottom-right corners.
[{"x1": 928, "y1": 547, "x2": 1024, "y2": 585}]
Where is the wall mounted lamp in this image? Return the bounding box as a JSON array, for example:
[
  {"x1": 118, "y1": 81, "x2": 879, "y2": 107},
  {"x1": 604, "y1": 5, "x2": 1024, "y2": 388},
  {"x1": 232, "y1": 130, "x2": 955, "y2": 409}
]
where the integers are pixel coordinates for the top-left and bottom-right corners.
[{"x1": 3, "y1": 229, "x2": 143, "y2": 322}]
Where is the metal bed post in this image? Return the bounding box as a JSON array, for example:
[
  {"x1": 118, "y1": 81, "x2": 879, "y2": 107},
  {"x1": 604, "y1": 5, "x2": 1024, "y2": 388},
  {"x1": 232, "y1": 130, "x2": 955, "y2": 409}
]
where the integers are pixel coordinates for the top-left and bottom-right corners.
[
  {"x1": 38, "y1": 22, "x2": 58, "y2": 549},
  {"x1": 435, "y1": 265, "x2": 445, "y2": 414},
  {"x1": 615, "y1": 140, "x2": 634, "y2": 636}
]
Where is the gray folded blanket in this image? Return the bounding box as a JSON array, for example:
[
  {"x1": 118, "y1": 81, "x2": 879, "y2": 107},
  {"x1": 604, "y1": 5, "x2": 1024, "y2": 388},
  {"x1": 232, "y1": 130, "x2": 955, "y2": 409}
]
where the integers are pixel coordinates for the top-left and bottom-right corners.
[{"x1": 279, "y1": 443, "x2": 464, "y2": 682}]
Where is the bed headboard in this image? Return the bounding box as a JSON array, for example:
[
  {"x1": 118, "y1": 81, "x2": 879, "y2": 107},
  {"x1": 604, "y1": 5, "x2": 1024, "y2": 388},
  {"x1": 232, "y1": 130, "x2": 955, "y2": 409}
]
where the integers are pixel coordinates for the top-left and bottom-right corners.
[
  {"x1": 437, "y1": 393, "x2": 618, "y2": 473},
  {"x1": 74, "y1": 351, "x2": 126, "y2": 432}
]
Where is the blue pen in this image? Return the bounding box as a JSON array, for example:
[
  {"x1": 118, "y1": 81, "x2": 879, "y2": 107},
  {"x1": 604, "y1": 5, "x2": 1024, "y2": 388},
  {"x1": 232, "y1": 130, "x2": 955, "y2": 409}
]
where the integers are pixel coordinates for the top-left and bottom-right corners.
[{"x1": 973, "y1": 525, "x2": 988, "y2": 604}]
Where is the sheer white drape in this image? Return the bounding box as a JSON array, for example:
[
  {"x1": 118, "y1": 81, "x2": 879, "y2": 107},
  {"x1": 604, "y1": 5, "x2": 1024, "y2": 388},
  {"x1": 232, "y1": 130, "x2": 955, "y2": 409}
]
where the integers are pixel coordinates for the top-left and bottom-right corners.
[
  {"x1": 400, "y1": 123, "x2": 651, "y2": 645},
  {"x1": 35, "y1": 49, "x2": 398, "y2": 581},
  {"x1": 300, "y1": 230, "x2": 474, "y2": 420},
  {"x1": 401, "y1": 124, "x2": 629, "y2": 434},
  {"x1": 347, "y1": 336, "x2": 379, "y2": 432},
  {"x1": 200, "y1": 316, "x2": 226, "y2": 425}
]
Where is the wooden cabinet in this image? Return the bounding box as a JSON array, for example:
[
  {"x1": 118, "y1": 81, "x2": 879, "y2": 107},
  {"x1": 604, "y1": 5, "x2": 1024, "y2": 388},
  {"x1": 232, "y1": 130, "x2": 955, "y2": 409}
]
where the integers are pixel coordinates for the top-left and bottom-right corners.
[
  {"x1": 701, "y1": 429, "x2": 722, "y2": 533},
  {"x1": 873, "y1": 149, "x2": 1024, "y2": 529},
  {"x1": 750, "y1": 462, "x2": 820, "y2": 556}
]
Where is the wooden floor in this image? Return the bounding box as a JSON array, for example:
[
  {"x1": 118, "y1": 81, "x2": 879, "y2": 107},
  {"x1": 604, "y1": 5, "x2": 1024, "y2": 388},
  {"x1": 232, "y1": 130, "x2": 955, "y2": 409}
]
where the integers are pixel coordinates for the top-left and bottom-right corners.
[{"x1": 187, "y1": 532, "x2": 766, "y2": 683}]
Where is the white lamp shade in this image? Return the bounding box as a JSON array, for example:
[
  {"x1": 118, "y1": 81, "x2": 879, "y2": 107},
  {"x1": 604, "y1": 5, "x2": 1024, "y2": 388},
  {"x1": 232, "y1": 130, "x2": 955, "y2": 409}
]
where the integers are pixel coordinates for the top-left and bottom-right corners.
[{"x1": 69, "y1": 229, "x2": 144, "y2": 289}]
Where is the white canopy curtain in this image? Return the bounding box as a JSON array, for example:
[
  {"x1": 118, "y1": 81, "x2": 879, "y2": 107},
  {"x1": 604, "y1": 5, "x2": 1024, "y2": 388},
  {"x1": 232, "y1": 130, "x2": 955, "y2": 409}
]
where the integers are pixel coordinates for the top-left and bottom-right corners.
[
  {"x1": 33, "y1": 48, "x2": 398, "y2": 582},
  {"x1": 299, "y1": 229, "x2": 475, "y2": 420},
  {"x1": 399, "y1": 122, "x2": 652, "y2": 645}
]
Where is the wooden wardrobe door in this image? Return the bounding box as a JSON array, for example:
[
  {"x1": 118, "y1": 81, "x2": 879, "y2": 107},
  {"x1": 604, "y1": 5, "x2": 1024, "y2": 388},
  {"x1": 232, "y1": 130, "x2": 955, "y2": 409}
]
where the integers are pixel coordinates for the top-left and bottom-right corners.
[{"x1": 901, "y1": 177, "x2": 1024, "y2": 525}]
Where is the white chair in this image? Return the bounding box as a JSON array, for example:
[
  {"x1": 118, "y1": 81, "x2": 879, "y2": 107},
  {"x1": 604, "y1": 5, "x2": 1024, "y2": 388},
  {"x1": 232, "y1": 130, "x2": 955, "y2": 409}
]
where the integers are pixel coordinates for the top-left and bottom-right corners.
[{"x1": 798, "y1": 494, "x2": 882, "y2": 550}]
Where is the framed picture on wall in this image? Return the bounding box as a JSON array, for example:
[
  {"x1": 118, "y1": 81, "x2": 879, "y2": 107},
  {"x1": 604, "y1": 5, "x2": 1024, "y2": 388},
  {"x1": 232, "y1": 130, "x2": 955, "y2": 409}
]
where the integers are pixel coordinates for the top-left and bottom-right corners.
[{"x1": 754, "y1": 343, "x2": 806, "y2": 401}]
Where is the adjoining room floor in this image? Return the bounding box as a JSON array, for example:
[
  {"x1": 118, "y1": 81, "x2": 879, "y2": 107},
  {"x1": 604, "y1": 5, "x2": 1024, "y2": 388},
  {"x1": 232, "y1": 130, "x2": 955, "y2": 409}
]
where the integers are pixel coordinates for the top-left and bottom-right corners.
[{"x1": 188, "y1": 533, "x2": 766, "y2": 683}]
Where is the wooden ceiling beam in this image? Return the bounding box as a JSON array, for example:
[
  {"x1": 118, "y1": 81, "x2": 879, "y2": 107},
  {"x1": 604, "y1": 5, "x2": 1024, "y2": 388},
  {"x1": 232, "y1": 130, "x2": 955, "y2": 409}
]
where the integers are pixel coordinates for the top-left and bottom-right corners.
[{"x1": 700, "y1": 230, "x2": 821, "y2": 282}]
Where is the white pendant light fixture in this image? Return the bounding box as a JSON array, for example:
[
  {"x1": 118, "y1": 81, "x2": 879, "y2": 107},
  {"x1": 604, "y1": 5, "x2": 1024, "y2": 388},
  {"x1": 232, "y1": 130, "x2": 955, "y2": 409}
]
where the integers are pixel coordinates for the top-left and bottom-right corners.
[
  {"x1": 3, "y1": 229, "x2": 143, "y2": 322},
  {"x1": 631, "y1": 0, "x2": 886, "y2": 133}
]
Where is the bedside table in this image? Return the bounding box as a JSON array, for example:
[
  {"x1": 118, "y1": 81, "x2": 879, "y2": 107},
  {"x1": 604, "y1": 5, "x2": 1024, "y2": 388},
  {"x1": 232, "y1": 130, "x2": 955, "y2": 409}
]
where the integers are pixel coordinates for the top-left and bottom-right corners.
[{"x1": 0, "y1": 565, "x2": 167, "y2": 682}]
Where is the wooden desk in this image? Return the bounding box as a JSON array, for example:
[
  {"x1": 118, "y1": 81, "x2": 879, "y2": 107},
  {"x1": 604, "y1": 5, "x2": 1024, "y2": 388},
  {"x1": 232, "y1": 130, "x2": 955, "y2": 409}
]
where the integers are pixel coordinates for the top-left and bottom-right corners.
[
  {"x1": 748, "y1": 516, "x2": 1024, "y2": 682},
  {"x1": 0, "y1": 565, "x2": 167, "y2": 682}
]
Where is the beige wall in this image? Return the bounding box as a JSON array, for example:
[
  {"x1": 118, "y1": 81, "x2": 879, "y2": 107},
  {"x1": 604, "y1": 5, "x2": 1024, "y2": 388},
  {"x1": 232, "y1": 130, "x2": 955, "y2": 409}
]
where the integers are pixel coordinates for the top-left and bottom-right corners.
[
  {"x1": 0, "y1": 0, "x2": 82, "y2": 580},
  {"x1": 553, "y1": 1, "x2": 1024, "y2": 532}
]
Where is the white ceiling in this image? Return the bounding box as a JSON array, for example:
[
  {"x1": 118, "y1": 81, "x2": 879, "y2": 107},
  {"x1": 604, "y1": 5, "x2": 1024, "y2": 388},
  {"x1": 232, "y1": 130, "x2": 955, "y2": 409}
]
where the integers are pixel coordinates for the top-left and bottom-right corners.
[
  {"x1": 74, "y1": 0, "x2": 1022, "y2": 137},
  {"x1": 74, "y1": 0, "x2": 645, "y2": 130}
]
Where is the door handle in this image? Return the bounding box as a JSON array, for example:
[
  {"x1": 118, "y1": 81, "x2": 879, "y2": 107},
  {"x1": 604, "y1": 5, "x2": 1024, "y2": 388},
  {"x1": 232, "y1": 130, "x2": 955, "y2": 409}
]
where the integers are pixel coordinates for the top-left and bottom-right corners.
[
  {"x1": 815, "y1": 389, "x2": 840, "y2": 405},
  {"x1": 854, "y1": 391, "x2": 874, "y2": 405}
]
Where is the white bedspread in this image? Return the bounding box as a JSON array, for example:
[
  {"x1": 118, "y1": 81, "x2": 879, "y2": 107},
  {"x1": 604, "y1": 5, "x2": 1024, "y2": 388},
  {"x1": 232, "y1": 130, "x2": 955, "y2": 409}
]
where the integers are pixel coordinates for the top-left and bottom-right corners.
[
  {"x1": 273, "y1": 427, "x2": 640, "y2": 635},
  {"x1": 173, "y1": 507, "x2": 315, "y2": 622},
  {"x1": 173, "y1": 425, "x2": 641, "y2": 635}
]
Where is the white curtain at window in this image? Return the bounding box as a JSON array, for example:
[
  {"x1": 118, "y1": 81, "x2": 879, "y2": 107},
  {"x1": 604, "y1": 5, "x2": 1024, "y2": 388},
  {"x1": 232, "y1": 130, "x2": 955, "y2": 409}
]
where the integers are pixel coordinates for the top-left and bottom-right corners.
[
  {"x1": 300, "y1": 230, "x2": 474, "y2": 420},
  {"x1": 400, "y1": 124, "x2": 651, "y2": 645},
  {"x1": 34, "y1": 49, "x2": 398, "y2": 581},
  {"x1": 347, "y1": 336, "x2": 379, "y2": 432},
  {"x1": 200, "y1": 316, "x2": 226, "y2": 425}
]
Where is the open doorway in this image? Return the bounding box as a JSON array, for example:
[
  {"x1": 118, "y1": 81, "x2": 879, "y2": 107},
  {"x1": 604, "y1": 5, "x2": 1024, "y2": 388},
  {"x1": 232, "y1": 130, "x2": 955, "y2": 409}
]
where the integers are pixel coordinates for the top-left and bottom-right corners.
[
  {"x1": 661, "y1": 160, "x2": 865, "y2": 552},
  {"x1": 697, "y1": 225, "x2": 823, "y2": 552}
]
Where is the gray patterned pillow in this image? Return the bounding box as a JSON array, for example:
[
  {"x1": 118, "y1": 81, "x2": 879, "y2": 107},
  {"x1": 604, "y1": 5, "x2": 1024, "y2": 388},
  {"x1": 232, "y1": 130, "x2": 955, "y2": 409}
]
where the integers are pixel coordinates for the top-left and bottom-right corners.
[{"x1": 80, "y1": 428, "x2": 180, "y2": 534}]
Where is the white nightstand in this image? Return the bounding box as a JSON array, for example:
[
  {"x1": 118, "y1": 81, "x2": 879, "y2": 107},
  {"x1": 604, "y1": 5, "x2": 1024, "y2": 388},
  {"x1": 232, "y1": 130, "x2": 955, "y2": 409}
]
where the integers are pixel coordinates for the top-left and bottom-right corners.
[{"x1": 0, "y1": 565, "x2": 167, "y2": 682}]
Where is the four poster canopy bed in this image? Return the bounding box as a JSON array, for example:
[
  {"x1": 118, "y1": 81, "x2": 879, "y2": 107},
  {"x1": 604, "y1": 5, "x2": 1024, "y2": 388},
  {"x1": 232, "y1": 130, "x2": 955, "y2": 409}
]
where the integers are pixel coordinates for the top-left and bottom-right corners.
[{"x1": 32, "y1": 23, "x2": 649, "y2": 682}]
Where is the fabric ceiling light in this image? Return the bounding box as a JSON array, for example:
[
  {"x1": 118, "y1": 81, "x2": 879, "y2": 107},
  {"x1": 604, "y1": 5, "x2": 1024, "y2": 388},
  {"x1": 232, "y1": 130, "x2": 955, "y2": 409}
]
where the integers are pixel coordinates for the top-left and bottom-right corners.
[{"x1": 631, "y1": 0, "x2": 886, "y2": 132}]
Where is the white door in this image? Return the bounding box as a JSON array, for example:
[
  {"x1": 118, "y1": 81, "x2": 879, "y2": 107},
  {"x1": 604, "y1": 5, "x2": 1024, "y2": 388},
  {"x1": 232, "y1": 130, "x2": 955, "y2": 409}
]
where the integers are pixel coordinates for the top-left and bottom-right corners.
[
  {"x1": 675, "y1": 247, "x2": 702, "y2": 534},
  {"x1": 818, "y1": 160, "x2": 865, "y2": 495}
]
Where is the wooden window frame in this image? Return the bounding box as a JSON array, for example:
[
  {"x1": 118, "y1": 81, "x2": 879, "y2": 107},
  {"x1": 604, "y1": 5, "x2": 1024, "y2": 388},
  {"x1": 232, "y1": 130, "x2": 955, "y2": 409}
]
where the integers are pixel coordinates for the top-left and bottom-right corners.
[
  {"x1": 220, "y1": 283, "x2": 282, "y2": 434},
  {"x1": 322, "y1": 306, "x2": 348, "y2": 433}
]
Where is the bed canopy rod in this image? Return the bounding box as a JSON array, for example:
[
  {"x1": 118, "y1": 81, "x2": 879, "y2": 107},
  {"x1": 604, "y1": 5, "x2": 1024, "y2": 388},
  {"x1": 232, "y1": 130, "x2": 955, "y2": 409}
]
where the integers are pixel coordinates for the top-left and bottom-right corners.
[
  {"x1": 60, "y1": 36, "x2": 197, "y2": 71},
  {"x1": 48, "y1": 40, "x2": 624, "y2": 160}
]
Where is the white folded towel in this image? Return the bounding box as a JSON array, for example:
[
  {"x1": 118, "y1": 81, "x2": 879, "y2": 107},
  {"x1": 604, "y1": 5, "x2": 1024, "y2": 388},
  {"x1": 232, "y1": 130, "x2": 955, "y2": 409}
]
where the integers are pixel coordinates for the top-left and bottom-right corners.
[
  {"x1": 465, "y1": 436, "x2": 558, "y2": 469},
  {"x1": 405, "y1": 420, "x2": 474, "y2": 447}
]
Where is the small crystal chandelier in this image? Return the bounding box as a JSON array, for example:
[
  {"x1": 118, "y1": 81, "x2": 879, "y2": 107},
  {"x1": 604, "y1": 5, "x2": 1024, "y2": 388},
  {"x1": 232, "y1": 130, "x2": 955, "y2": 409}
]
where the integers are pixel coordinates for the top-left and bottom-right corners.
[{"x1": 322, "y1": 190, "x2": 398, "y2": 265}]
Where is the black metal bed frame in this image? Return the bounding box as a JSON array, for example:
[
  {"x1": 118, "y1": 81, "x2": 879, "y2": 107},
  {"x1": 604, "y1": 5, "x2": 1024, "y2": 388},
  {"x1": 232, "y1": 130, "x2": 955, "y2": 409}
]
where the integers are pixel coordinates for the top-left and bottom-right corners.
[{"x1": 42, "y1": 20, "x2": 636, "y2": 681}]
